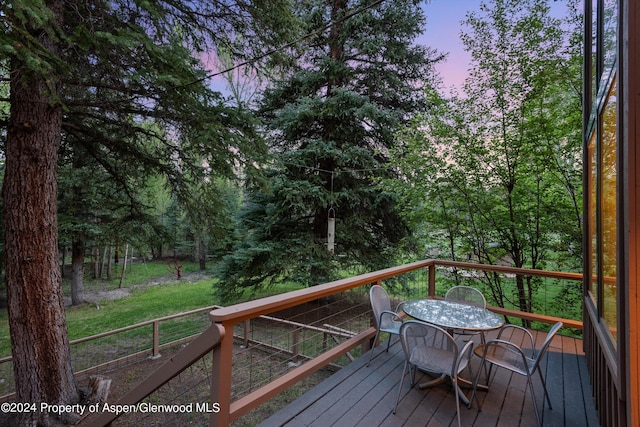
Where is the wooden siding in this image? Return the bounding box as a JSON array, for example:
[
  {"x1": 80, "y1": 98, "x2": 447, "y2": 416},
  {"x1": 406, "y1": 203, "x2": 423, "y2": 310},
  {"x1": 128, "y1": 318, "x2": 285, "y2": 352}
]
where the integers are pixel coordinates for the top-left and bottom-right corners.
[
  {"x1": 259, "y1": 329, "x2": 599, "y2": 427},
  {"x1": 584, "y1": 308, "x2": 622, "y2": 427},
  {"x1": 623, "y1": 0, "x2": 640, "y2": 425}
]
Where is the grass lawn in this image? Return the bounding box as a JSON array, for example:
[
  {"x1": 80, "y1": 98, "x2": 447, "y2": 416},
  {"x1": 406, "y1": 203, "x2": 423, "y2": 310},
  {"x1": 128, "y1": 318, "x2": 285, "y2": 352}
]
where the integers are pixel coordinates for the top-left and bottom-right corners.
[
  {"x1": 0, "y1": 262, "x2": 217, "y2": 357},
  {"x1": 64, "y1": 279, "x2": 217, "y2": 340},
  {"x1": 0, "y1": 261, "x2": 307, "y2": 358}
]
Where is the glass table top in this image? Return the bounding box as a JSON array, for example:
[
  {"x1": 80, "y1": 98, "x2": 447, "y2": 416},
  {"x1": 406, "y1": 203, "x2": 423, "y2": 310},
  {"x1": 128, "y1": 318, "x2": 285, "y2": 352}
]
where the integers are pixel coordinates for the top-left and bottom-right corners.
[{"x1": 402, "y1": 299, "x2": 504, "y2": 331}]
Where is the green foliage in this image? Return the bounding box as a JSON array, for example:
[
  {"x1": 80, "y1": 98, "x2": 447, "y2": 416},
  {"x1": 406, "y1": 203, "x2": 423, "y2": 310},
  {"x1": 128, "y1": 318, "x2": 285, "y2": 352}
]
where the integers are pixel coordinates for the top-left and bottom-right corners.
[
  {"x1": 3, "y1": 0, "x2": 302, "y2": 265},
  {"x1": 215, "y1": 0, "x2": 443, "y2": 300},
  {"x1": 64, "y1": 280, "x2": 215, "y2": 341},
  {"x1": 387, "y1": 0, "x2": 583, "y2": 313}
]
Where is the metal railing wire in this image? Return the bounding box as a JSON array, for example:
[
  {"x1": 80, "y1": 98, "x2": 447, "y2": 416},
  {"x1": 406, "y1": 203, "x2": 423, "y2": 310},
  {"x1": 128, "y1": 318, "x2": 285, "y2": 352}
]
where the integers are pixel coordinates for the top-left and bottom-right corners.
[{"x1": 1, "y1": 260, "x2": 584, "y2": 427}]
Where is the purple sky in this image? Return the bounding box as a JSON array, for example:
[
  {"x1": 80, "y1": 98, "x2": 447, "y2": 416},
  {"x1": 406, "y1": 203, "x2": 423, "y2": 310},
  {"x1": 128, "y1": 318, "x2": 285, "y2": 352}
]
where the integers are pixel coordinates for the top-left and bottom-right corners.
[
  {"x1": 206, "y1": 1, "x2": 480, "y2": 95},
  {"x1": 420, "y1": 0, "x2": 480, "y2": 92},
  {"x1": 420, "y1": 0, "x2": 571, "y2": 92},
  {"x1": 208, "y1": 1, "x2": 569, "y2": 96}
]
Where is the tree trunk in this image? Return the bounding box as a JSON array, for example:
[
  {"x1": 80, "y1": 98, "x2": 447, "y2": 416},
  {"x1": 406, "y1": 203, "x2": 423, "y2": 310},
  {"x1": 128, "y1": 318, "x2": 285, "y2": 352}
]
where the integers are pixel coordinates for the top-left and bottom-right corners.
[
  {"x1": 107, "y1": 244, "x2": 113, "y2": 280},
  {"x1": 100, "y1": 244, "x2": 109, "y2": 279},
  {"x1": 114, "y1": 240, "x2": 120, "y2": 264},
  {"x1": 71, "y1": 237, "x2": 85, "y2": 306},
  {"x1": 199, "y1": 237, "x2": 206, "y2": 270},
  {"x1": 60, "y1": 245, "x2": 68, "y2": 278},
  {"x1": 93, "y1": 247, "x2": 100, "y2": 279},
  {"x1": 119, "y1": 244, "x2": 129, "y2": 288},
  {"x1": 3, "y1": 3, "x2": 79, "y2": 421}
]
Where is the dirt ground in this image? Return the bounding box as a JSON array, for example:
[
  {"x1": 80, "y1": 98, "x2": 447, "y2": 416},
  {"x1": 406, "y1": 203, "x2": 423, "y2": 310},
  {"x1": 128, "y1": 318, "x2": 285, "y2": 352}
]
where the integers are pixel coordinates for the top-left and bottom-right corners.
[
  {"x1": 73, "y1": 338, "x2": 334, "y2": 427},
  {"x1": 62, "y1": 271, "x2": 209, "y2": 307},
  {"x1": 2, "y1": 272, "x2": 361, "y2": 426}
]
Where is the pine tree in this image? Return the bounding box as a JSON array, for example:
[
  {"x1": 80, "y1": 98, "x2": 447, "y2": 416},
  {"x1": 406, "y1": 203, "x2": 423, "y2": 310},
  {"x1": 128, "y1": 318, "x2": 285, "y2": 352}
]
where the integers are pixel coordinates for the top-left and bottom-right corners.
[
  {"x1": 217, "y1": 0, "x2": 443, "y2": 297},
  {"x1": 1, "y1": 1, "x2": 296, "y2": 424}
]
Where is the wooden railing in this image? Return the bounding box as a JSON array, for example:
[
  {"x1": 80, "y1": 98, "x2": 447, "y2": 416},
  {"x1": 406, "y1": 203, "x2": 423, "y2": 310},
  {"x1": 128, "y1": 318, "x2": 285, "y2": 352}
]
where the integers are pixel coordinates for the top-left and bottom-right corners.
[
  {"x1": 86, "y1": 259, "x2": 583, "y2": 426},
  {"x1": 209, "y1": 259, "x2": 583, "y2": 426},
  {"x1": 0, "y1": 305, "x2": 360, "y2": 403},
  {"x1": 431, "y1": 260, "x2": 584, "y2": 329},
  {"x1": 91, "y1": 323, "x2": 226, "y2": 426},
  {"x1": 0, "y1": 305, "x2": 220, "y2": 402}
]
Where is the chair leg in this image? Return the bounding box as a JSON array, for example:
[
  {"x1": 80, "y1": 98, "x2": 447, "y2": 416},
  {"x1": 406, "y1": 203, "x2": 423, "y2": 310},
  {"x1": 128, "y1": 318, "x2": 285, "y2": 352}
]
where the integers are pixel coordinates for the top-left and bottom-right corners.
[
  {"x1": 366, "y1": 329, "x2": 381, "y2": 367},
  {"x1": 471, "y1": 357, "x2": 492, "y2": 411},
  {"x1": 453, "y1": 378, "x2": 462, "y2": 427},
  {"x1": 393, "y1": 361, "x2": 409, "y2": 414},
  {"x1": 465, "y1": 363, "x2": 476, "y2": 409},
  {"x1": 408, "y1": 363, "x2": 417, "y2": 387},
  {"x1": 386, "y1": 334, "x2": 393, "y2": 352},
  {"x1": 485, "y1": 360, "x2": 494, "y2": 384},
  {"x1": 527, "y1": 375, "x2": 543, "y2": 427},
  {"x1": 536, "y1": 367, "x2": 553, "y2": 409}
]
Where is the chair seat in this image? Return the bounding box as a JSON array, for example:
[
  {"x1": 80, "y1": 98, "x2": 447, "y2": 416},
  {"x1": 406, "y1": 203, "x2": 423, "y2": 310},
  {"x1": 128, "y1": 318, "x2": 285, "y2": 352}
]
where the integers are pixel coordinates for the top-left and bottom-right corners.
[
  {"x1": 474, "y1": 343, "x2": 532, "y2": 376},
  {"x1": 380, "y1": 320, "x2": 403, "y2": 335},
  {"x1": 411, "y1": 345, "x2": 469, "y2": 375}
]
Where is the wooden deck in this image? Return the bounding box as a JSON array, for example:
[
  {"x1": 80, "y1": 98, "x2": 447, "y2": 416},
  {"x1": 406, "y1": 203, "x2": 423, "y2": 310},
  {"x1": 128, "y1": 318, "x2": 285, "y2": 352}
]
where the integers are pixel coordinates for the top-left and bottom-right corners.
[{"x1": 259, "y1": 328, "x2": 600, "y2": 427}]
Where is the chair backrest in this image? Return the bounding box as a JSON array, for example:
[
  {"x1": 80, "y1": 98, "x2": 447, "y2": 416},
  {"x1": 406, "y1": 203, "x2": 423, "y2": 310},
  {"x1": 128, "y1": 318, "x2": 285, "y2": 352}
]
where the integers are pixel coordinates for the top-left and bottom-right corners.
[
  {"x1": 369, "y1": 285, "x2": 392, "y2": 328},
  {"x1": 445, "y1": 285, "x2": 486, "y2": 308},
  {"x1": 399, "y1": 320, "x2": 458, "y2": 377},
  {"x1": 532, "y1": 321, "x2": 563, "y2": 368}
]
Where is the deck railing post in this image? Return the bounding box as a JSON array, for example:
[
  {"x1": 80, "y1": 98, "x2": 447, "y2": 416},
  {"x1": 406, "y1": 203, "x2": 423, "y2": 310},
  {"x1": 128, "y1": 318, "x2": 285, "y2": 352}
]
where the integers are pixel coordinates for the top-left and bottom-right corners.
[
  {"x1": 292, "y1": 329, "x2": 300, "y2": 362},
  {"x1": 428, "y1": 265, "x2": 436, "y2": 297},
  {"x1": 210, "y1": 322, "x2": 234, "y2": 427},
  {"x1": 152, "y1": 320, "x2": 160, "y2": 358},
  {"x1": 243, "y1": 319, "x2": 250, "y2": 347}
]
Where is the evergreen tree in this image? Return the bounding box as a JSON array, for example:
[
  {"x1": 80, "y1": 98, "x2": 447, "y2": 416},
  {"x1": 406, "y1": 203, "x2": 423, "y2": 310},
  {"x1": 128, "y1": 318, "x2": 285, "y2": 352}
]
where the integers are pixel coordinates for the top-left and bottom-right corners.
[
  {"x1": 216, "y1": 0, "x2": 443, "y2": 297},
  {"x1": 1, "y1": 1, "x2": 296, "y2": 424}
]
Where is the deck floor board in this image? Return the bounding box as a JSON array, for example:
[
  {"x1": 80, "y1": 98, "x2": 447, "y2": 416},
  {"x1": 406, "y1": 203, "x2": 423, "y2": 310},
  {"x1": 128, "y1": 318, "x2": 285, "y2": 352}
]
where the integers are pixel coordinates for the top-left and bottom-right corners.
[{"x1": 258, "y1": 330, "x2": 599, "y2": 427}]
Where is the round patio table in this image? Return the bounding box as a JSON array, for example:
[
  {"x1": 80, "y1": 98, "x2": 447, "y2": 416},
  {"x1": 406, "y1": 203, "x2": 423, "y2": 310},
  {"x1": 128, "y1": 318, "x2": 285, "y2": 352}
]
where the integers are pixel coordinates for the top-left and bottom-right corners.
[
  {"x1": 400, "y1": 298, "x2": 504, "y2": 400},
  {"x1": 401, "y1": 298, "x2": 503, "y2": 332}
]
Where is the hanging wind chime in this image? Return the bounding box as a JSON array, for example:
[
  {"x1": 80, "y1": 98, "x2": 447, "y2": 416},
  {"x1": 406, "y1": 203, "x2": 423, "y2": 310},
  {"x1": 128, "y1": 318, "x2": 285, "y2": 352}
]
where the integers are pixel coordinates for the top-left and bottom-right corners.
[
  {"x1": 327, "y1": 207, "x2": 336, "y2": 255},
  {"x1": 327, "y1": 172, "x2": 336, "y2": 255}
]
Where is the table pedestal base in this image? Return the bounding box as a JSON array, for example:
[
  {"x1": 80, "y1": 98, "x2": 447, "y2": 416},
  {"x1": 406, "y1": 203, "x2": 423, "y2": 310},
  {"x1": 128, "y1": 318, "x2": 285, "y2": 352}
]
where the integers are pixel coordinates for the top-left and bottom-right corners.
[{"x1": 416, "y1": 371, "x2": 488, "y2": 408}]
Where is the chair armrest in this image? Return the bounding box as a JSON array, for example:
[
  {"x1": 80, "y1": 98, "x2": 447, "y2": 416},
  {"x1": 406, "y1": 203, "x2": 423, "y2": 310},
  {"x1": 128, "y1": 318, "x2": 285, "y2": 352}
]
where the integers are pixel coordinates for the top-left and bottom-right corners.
[
  {"x1": 379, "y1": 310, "x2": 403, "y2": 324},
  {"x1": 497, "y1": 324, "x2": 535, "y2": 350},
  {"x1": 477, "y1": 339, "x2": 530, "y2": 374},
  {"x1": 452, "y1": 340, "x2": 475, "y2": 380},
  {"x1": 497, "y1": 324, "x2": 531, "y2": 337}
]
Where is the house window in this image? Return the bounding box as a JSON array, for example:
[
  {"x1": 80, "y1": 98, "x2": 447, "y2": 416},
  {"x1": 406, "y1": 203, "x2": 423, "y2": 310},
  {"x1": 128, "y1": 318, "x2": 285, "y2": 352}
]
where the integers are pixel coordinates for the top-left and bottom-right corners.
[
  {"x1": 600, "y1": 78, "x2": 617, "y2": 340},
  {"x1": 586, "y1": 0, "x2": 618, "y2": 343},
  {"x1": 588, "y1": 132, "x2": 597, "y2": 301}
]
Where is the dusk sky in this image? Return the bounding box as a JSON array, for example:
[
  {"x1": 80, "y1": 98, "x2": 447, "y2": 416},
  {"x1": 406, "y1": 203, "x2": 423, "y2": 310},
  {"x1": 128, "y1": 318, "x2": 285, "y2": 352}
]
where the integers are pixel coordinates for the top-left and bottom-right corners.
[
  {"x1": 421, "y1": 0, "x2": 572, "y2": 92},
  {"x1": 420, "y1": 0, "x2": 481, "y2": 92},
  {"x1": 206, "y1": 1, "x2": 481, "y2": 95},
  {"x1": 208, "y1": 1, "x2": 570, "y2": 97}
]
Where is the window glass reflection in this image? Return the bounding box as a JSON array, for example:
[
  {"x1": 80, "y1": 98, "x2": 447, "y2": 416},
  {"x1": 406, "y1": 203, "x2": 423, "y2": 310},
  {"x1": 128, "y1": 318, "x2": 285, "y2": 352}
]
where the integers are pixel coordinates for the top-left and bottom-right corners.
[
  {"x1": 591, "y1": 0, "x2": 598, "y2": 97},
  {"x1": 588, "y1": 132, "x2": 597, "y2": 304},
  {"x1": 602, "y1": 0, "x2": 617, "y2": 74},
  {"x1": 600, "y1": 77, "x2": 617, "y2": 341}
]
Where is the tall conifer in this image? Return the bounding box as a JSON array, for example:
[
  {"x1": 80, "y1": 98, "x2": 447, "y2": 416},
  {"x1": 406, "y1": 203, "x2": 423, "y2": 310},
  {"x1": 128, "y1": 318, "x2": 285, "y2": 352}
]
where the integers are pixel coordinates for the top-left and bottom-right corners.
[{"x1": 217, "y1": 0, "x2": 442, "y2": 295}]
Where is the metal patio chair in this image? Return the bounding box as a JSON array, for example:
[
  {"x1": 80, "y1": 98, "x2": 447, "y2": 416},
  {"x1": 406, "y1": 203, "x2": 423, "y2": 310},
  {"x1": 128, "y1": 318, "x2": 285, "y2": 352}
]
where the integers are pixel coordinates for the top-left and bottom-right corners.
[
  {"x1": 366, "y1": 284, "x2": 403, "y2": 366},
  {"x1": 393, "y1": 320, "x2": 476, "y2": 427},
  {"x1": 472, "y1": 321, "x2": 564, "y2": 426},
  {"x1": 445, "y1": 285, "x2": 488, "y2": 345}
]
